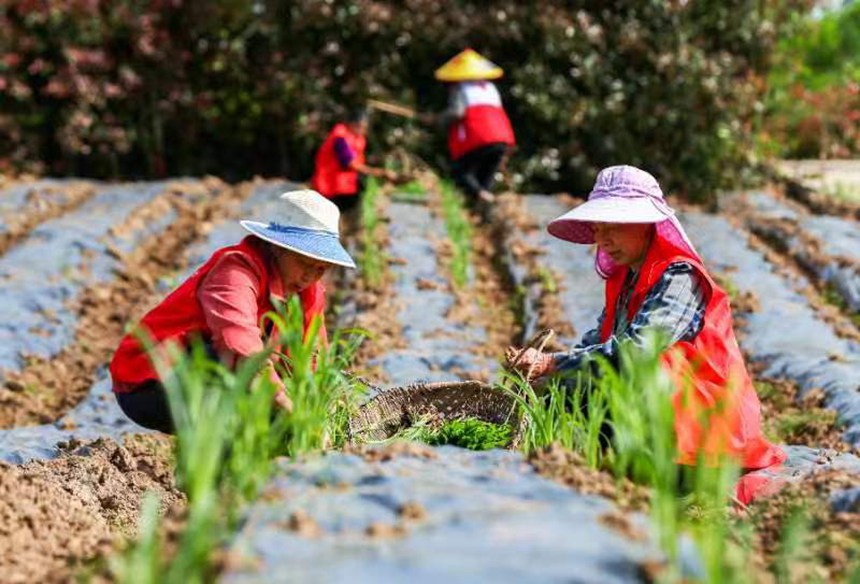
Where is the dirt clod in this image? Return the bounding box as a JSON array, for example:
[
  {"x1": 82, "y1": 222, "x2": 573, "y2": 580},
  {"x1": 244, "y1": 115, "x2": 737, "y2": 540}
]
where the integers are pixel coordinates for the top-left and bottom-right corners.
[
  {"x1": 365, "y1": 521, "x2": 406, "y2": 539},
  {"x1": 598, "y1": 509, "x2": 647, "y2": 541},
  {"x1": 529, "y1": 444, "x2": 651, "y2": 513},
  {"x1": 286, "y1": 510, "x2": 322, "y2": 538},
  {"x1": 0, "y1": 435, "x2": 181, "y2": 584},
  {"x1": 397, "y1": 501, "x2": 428, "y2": 522},
  {"x1": 348, "y1": 441, "x2": 439, "y2": 463}
]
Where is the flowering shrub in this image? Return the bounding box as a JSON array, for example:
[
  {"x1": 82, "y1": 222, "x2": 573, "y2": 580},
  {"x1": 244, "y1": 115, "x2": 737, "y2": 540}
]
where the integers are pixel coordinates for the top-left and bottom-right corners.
[
  {"x1": 0, "y1": 1, "x2": 808, "y2": 201},
  {"x1": 763, "y1": 2, "x2": 860, "y2": 159}
]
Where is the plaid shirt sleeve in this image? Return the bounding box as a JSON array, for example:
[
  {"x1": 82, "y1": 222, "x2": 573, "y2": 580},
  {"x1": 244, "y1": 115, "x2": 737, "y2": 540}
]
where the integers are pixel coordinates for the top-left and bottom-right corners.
[
  {"x1": 575, "y1": 310, "x2": 604, "y2": 348},
  {"x1": 552, "y1": 262, "x2": 707, "y2": 373}
]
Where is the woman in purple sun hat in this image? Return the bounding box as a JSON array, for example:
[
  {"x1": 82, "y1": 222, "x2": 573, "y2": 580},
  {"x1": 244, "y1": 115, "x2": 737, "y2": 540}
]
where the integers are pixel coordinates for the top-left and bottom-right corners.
[{"x1": 506, "y1": 165, "x2": 785, "y2": 505}]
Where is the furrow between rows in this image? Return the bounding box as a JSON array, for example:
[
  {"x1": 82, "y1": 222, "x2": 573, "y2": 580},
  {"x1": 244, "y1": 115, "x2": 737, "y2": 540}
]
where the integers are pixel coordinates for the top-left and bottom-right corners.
[
  {"x1": 0, "y1": 180, "x2": 299, "y2": 462},
  {"x1": 0, "y1": 179, "x2": 245, "y2": 432}
]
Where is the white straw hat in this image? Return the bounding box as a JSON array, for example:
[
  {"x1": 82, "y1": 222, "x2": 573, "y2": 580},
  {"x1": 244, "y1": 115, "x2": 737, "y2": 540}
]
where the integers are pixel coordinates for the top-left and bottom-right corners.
[{"x1": 239, "y1": 189, "x2": 356, "y2": 268}]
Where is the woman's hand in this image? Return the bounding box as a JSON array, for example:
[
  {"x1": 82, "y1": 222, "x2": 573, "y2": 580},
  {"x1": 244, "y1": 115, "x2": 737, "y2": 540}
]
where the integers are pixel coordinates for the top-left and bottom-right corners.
[
  {"x1": 263, "y1": 359, "x2": 293, "y2": 413},
  {"x1": 504, "y1": 346, "x2": 556, "y2": 379},
  {"x1": 273, "y1": 389, "x2": 294, "y2": 413}
]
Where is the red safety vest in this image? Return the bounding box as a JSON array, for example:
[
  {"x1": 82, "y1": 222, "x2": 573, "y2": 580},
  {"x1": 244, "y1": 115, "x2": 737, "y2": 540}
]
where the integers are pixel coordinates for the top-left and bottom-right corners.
[
  {"x1": 311, "y1": 123, "x2": 366, "y2": 197},
  {"x1": 447, "y1": 81, "x2": 515, "y2": 161},
  {"x1": 109, "y1": 236, "x2": 327, "y2": 391},
  {"x1": 600, "y1": 235, "x2": 785, "y2": 471}
]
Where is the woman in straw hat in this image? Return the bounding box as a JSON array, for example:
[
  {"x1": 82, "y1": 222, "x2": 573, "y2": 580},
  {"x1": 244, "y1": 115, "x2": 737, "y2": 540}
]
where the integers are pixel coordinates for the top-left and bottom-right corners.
[
  {"x1": 506, "y1": 166, "x2": 785, "y2": 503},
  {"x1": 424, "y1": 48, "x2": 515, "y2": 203},
  {"x1": 109, "y1": 189, "x2": 355, "y2": 433}
]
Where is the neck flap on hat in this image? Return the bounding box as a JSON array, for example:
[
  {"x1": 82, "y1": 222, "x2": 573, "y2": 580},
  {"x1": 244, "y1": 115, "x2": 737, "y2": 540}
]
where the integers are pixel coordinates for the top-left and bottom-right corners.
[{"x1": 594, "y1": 213, "x2": 701, "y2": 280}]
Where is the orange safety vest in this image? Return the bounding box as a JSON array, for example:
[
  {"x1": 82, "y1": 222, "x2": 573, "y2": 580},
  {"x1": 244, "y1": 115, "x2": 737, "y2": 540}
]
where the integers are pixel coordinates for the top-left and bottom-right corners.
[
  {"x1": 311, "y1": 123, "x2": 366, "y2": 198},
  {"x1": 447, "y1": 81, "x2": 515, "y2": 161},
  {"x1": 109, "y1": 236, "x2": 327, "y2": 391},
  {"x1": 600, "y1": 235, "x2": 786, "y2": 470}
]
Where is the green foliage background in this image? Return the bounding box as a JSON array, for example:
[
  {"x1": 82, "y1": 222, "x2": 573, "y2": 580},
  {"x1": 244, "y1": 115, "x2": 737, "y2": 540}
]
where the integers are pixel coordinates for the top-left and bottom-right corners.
[
  {"x1": 762, "y1": 2, "x2": 860, "y2": 159},
  {"x1": 1, "y1": 0, "x2": 810, "y2": 201}
]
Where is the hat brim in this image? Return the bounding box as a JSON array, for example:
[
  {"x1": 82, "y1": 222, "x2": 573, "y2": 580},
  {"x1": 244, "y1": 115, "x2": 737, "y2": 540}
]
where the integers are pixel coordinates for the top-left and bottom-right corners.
[
  {"x1": 239, "y1": 221, "x2": 356, "y2": 268},
  {"x1": 547, "y1": 197, "x2": 667, "y2": 244},
  {"x1": 434, "y1": 68, "x2": 504, "y2": 82}
]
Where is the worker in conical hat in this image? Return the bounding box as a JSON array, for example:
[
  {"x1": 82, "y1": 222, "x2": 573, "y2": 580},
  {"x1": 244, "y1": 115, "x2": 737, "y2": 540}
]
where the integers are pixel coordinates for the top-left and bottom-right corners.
[
  {"x1": 433, "y1": 48, "x2": 504, "y2": 83},
  {"x1": 423, "y1": 49, "x2": 516, "y2": 204}
]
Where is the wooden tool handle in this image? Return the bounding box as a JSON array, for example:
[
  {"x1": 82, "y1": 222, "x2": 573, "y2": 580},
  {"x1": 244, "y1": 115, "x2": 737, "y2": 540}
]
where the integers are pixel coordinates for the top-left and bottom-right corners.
[{"x1": 367, "y1": 98, "x2": 416, "y2": 119}]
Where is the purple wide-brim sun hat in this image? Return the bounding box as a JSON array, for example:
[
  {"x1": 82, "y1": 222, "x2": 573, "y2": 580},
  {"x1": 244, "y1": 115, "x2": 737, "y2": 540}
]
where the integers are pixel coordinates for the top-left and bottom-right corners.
[
  {"x1": 547, "y1": 165, "x2": 700, "y2": 279},
  {"x1": 547, "y1": 165, "x2": 671, "y2": 245},
  {"x1": 239, "y1": 189, "x2": 356, "y2": 269}
]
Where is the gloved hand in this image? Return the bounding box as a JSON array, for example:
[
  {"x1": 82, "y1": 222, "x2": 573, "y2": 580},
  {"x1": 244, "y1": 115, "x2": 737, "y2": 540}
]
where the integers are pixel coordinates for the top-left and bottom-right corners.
[{"x1": 504, "y1": 346, "x2": 556, "y2": 379}]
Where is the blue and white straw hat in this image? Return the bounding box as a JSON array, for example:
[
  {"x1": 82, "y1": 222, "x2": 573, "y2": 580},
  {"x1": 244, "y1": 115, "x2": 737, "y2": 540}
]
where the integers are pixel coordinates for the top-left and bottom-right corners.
[{"x1": 239, "y1": 189, "x2": 356, "y2": 268}]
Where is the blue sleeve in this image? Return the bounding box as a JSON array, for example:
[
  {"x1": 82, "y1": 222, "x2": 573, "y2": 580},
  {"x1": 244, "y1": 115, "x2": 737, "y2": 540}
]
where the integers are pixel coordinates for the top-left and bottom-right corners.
[{"x1": 333, "y1": 137, "x2": 355, "y2": 169}]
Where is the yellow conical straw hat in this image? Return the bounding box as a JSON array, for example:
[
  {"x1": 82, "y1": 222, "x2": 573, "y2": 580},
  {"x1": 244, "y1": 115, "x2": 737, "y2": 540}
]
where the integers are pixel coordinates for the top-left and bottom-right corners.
[{"x1": 434, "y1": 48, "x2": 504, "y2": 82}]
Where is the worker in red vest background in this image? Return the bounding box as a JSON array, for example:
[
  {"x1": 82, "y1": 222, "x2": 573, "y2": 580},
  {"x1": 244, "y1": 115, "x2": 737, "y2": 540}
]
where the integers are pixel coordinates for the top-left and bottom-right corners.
[
  {"x1": 311, "y1": 108, "x2": 396, "y2": 215},
  {"x1": 505, "y1": 166, "x2": 786, "y2": 505},
  {"x1": 423, "y1": 48, "x2": 516, "y2": 203}
]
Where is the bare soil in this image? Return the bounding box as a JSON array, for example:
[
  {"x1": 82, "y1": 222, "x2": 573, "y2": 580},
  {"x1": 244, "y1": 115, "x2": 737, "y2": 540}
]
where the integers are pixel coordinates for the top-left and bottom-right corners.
[
  {"x1": 753, "y1": 371, "x2": 849, "y2": 452},
  {"x1": 493, "y1": 193, "x2": 576, "y2": 351},
  {"x1": 0, "y1": 179, "x2": 250, "y2": 428},
  {"x1": 0, "y1": 434, "x2": 181, "y2": 584},
  {"x1": 0, "y1": 182, "x2": 97, "y2": 256},
  {"x1": 746, "y1": 468, "x2": 860, "y2": 582},
  {"x1": 345, "y1": 440, "x2": 440, "y2": 463},
  {"x1": 529, "y1": 443, "x2": 651, "y2": 513},
  {"x1": 420, "y1": 176, "x2": 519, "y2": 380}
]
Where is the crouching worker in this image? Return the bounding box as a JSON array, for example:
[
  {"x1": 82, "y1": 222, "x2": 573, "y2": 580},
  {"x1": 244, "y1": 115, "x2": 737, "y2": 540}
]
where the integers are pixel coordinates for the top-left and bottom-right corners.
[
  {"x1": 109, "y1": 190, "x2": 356, "y2": 434},
  {"x1": 311, "y1": 108, "x2": 397, "y2": 216},
  {"x1": 506, "y1": 166, "x2": 786, "y2": 503}
]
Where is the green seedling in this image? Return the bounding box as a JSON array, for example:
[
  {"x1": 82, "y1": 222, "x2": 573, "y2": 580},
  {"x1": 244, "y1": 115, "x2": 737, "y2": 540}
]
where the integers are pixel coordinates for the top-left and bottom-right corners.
[
  {"x1": 821, "y1": 282, "x2": 860, "y2": 327},
  {"x1": 424, "y1": 418, "x2": 512, "y2": 450},
  {"x1": 108, "y1": 493, "x2": 163, "y2": 584},
  {"x1": 360, "y1": 176, "x2": 387, "y2": 289},
  {"x1": 773, "y1": 504, "x2": 815, "y2": 584},
  {"x1": 507, "y1": 331, "x2": 762, "y2": 582},
  {"x1": 394, "y1": 180, "x2": 428, "y2": 201},
  {"x1": 537, "y1": 267, "x2": 558, "y2": 294},
  {"x1": 438, "y1": 180, "x2": 473, "y2": 289},
  {"x1": 111, "y1": 297, "x2": 362, "y2": 584}
]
